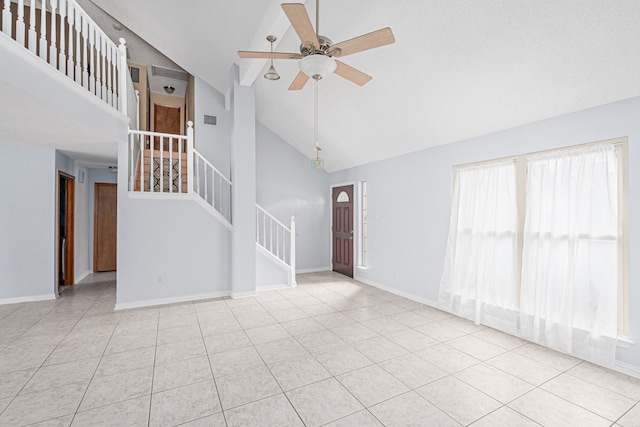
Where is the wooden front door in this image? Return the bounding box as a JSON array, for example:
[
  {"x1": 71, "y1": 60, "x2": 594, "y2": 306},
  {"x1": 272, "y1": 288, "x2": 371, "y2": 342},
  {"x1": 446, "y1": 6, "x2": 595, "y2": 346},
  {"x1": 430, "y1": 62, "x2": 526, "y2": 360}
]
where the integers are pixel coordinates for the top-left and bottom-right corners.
[
  {"x1": 94, "y1": 183, "x2": 117, "y2": 272},
  {"x1": 332, "y1": 185, "x2": 354, "y2": 277},
  {"x1": 154, "y1": 104, "x2": 181, "y2": 151}
]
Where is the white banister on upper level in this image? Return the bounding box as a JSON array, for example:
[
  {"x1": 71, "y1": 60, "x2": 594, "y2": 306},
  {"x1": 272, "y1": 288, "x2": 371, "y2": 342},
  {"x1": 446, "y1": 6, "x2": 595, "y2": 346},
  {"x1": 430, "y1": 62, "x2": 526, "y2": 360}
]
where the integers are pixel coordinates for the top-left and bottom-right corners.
[{"x1": 1, "y1": 0, "x2": 135, "y2": 123}]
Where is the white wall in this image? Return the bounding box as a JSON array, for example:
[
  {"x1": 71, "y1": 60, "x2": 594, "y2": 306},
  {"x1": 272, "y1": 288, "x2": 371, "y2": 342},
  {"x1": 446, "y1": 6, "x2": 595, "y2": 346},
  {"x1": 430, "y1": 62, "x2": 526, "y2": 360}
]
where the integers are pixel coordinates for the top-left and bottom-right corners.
[
  {"x1": 115, "y1": 195, "x2": 232, "y2": 308},
  {"x1": 330, "y1": 96, "x2": 640, "y2": 372},
  {"x1": 87, "y1": 168, "x2": 117, "y2": 273},
  {"x1": 194, "y1": 76, "x2": 231, "y2": 178},
  {"x1": 256, "y1": 122, "x2": 330, "y2": 272},
  {"x1": 256, "y1": 249, "x2": 289, "y2": 289},
  {"x1": 0, "y1": 146, "x2": 56, "y2": 302}
]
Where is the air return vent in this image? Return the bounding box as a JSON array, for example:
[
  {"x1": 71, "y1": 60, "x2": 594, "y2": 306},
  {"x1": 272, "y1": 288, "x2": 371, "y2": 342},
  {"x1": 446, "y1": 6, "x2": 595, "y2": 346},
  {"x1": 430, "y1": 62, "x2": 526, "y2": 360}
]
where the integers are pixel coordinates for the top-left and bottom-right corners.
[
  {"x1": 130, "y1": 67, "x2": 140, "y2": 83},
  {"x1": 204, "y1": 115, "x2": 217, "y2": 126},
  {"x1": 150, "y1": 65, "x2": 189, "y2": 81}
]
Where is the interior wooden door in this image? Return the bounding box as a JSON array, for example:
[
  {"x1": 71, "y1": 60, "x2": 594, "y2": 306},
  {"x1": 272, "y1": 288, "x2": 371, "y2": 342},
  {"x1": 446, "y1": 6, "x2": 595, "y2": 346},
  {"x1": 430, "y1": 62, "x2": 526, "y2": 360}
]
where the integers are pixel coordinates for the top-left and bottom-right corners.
[
  {"x1": 94, "y1": 183, "x2": 117, "y2": 272},
  {"x1": 154, "y1": 104, "x2": 181, "y2": 151},
  {"x1": 58, "y1": 173, "x2": 75, "y2": 286},
  {"x1": 332, "y1": 185, "x2": 354, "y2": 277}
]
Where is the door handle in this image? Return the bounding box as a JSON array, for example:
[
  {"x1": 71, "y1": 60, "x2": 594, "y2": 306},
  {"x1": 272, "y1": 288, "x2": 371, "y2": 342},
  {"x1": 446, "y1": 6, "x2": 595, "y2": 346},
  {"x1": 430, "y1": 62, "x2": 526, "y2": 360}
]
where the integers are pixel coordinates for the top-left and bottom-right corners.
[{"x1": 350, "y1": 230, "x2": 353, "y2": 240}]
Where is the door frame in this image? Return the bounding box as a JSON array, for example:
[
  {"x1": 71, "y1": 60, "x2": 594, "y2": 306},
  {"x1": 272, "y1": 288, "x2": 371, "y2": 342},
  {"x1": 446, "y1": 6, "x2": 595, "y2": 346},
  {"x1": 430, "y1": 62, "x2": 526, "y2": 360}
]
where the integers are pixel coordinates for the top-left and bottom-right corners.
[
  {"x1": 57, "y1": 171, "x2": 75, "y2": 291},
  {"x1": 329, "y1": 181, "x2": 358, "y2": 276},
  {"x1": 93, "y1": 183, "x2": 118, "y2": 272}
]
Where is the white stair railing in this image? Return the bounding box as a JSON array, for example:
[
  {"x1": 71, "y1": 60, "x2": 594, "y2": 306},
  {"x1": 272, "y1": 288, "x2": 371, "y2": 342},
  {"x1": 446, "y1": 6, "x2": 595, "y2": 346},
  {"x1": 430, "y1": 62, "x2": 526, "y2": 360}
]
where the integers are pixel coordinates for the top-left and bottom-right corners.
[
  {"x1": 256, "y1": 205, "x2": 296, "y2": 286},
  {"x1": 128, "y1": 127, "x2": 189, "y2": 194},
  {"x1": 192, "y1": 149, "x2": 232, "y2": 223},
  {"x1": 1, "y1": 0, "x2": 131, "y2": 116},
  {"x1": 128, "y1": 122, "x2": 233, "y2": 225}
]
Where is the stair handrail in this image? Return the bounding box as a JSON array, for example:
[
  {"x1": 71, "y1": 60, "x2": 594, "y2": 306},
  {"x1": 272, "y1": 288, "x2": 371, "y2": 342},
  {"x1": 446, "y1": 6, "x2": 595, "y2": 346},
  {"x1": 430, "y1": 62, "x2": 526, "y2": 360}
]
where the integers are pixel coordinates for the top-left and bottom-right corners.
[
  {"x1": 256, "y1": 205, "x2": 296, "y2": 286},
  {"x1": 192, "y1": 147, "x2": 232, "y2": 223}
]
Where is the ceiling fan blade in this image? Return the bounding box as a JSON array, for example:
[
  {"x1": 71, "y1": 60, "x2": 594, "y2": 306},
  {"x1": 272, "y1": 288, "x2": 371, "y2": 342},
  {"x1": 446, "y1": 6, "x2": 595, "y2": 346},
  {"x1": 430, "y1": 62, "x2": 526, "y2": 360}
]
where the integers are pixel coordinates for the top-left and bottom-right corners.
[
  {"x1": 330, "y1": 27, "x2": 395, "y2": 57},
  {"x1": 334, "y1": 60, "x2": 372, "y2": 86},
  {"x1": 238, "y1": 51, "x2": 302, "y2": 59},
  {"x1": 289, "y1": 71, "x2": 310, "y2": 91},
  {"x1": 281, "y1": 3, "x2": 319, "y2": 49}
]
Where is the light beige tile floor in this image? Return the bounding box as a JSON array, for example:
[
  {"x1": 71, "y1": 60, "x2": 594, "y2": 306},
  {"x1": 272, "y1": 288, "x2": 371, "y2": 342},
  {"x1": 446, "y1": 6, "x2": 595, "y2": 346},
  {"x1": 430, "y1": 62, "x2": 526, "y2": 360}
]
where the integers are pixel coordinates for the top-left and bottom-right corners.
[{"x1": 0, "y1": 271, "x2": 639, "y2": 426}]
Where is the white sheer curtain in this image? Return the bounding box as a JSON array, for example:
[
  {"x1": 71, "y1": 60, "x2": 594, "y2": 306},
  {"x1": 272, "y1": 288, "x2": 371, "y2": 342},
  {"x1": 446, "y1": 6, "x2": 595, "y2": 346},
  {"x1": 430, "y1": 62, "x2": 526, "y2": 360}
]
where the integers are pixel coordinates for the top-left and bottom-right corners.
[
  {"x1": 519, "y1": 143, "x2": 618, "y2": 366},
  {"x1": 439, "y1": 159, "x2": 519, "y2": 332}
]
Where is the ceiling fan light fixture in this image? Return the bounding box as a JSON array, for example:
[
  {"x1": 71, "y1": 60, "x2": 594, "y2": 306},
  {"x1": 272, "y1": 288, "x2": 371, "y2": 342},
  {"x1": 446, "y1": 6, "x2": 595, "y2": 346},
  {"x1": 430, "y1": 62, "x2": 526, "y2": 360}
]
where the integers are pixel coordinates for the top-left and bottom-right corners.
[
  {"x1": 312, "y1": 146, "x2": 324, "y2": 170},
  {"x1": 299, "y1": 54, "x2": 336, "y2": 80},
  {"x1": 264, "y1": 64, "x2": 280, "y2": 80},
  {"x1": 264, "y1": 35, "x2": 281, "y2": 81}
]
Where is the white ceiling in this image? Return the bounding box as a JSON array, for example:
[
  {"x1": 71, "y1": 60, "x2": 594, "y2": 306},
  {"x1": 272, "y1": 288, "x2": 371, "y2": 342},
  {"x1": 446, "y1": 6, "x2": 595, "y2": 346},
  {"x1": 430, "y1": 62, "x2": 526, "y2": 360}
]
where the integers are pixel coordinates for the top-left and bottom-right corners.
[{"x1": 89, "y1": 0, "x2": 639, "y2": 171}]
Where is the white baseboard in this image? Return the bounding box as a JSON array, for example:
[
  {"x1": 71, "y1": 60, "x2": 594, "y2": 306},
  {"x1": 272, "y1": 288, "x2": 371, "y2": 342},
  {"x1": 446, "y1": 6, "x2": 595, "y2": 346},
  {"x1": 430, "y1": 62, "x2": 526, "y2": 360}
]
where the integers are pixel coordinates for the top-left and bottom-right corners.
[
  {"x1": 614, "y1": 360, "x2": 640, "y2": 380},
  {"x1": 230, "y1": 290, "x2": 257, "y2": 299},
  {"x1": 354, "y1": 275, "x2": 447, "y2": 311},
  {"x1": 0, "y1": 293, "x2": 56, "y2": 305},
  {"x1": 356, "y1": 274, "x2": 640, "y2": 379},
  {"x1": 296, "y1": 266, "x2": 331, "y2": 274},
  {"x1": 115, "y1": 290, "x2": 230, "y2": 310},
  {"x1": 257, "y1": 284, "x2": 290, "y2": 292},
  {"x1": 74, "y1": 270, "x2": 92, "y2": 284}
]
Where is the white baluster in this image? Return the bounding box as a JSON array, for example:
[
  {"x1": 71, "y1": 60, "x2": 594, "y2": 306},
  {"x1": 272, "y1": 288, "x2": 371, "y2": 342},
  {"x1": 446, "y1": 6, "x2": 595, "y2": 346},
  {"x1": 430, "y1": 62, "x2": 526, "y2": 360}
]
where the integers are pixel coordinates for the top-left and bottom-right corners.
[
  {"x1": 74, "y1": 6, "x2": 81, "y2": 83},
  {"x1": 135, "y1": 90, "x2": 140, "y2": 130},
  {"x1": 139, "y1": 135, "x2": 147, "y2": 191},
  {"x1": 2, "y1": 0, "x2": 13, "y2": 37},
  {"x1": 169, "y1": 138, "x2": 174, "y2": 193},
  {"x1": 276, "y1": 223, "x2": 280, "y2": 259},
  {"x1": 100, "y1": 37, "x2": 107, "y2": 100},
  {"x1": 66, "y1": 0, "x2": 74, "y2": 78},
  {"x1": 28, "y1": 0, "x2": 36, "y2": 52},
  {"x1": 58, "y1": 0, "x2": 66, "y2": 74},
  {"x1": 88, "y1": 25, "x2": 95, "y2": 93},
  {"x1": 48, "y1": 0, "x2": 57, "y2": 68},
  {"x1": 149, "y1": 135, "x2": 154, "y2": 192},
  {"x1": 290, "y1": 216, "x2": 296, "y2": 286},
  {"x1": 262, "y1": 210, "x2": 266, "y2": 246},
  {"x1": 117, "y1": 37, "x2": 127, "y2": 114},
  {"x1": 94, "y1": 33, "x2": 102, "y2": 97},
  {"x1": 81, "y1": 17, "x2": 89, "y2": 89},
  {"x1": 159, "y1": 136, "x2": 164, "y2": 193},
  {"x1": 187, "y1": 122, "x2": 194, "y2": 194},
  {"x1": 38, "y1": 0, "x2": 47, "y2": 60},
  {"x1": 270, "y1": 218, "x2": 274, "y2": 252},
  {"x1": 106, "y1": 44, "x2": 113, "y2": 106},
  {"x1": 196, "y1": 157, "x2": 200, "y2": 195},
  {"x1": 128, "y1": 133, "x2": 133, "y2": 191},
  {"x1": 16, "y1": 0, "x2": 25, "y2": 47}
]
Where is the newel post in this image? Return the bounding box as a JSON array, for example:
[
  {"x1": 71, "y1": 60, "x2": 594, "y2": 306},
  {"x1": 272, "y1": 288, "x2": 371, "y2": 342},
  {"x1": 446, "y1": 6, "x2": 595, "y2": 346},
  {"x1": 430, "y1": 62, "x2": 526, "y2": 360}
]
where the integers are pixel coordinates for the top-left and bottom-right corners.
[
  {"x1": 118, "y1": 37, "x2": 127, "y2": 115},
  {"x1": 186, "y1": 121, "x2": 194, "y2": 194},
  {"x1": 290, "y1": 216, "x2": 297, "y2": 287},
  {"x1": 2, "y1": 0, "x2": 13, "y2": 38}
]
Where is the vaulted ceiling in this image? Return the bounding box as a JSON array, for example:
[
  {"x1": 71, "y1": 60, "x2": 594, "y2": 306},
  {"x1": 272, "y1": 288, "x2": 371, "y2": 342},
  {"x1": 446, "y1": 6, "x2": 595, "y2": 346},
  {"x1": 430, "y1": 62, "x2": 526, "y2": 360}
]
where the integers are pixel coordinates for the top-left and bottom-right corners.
[{"x1": 89, "y1": 0, "x2": 640, "y2": 172}]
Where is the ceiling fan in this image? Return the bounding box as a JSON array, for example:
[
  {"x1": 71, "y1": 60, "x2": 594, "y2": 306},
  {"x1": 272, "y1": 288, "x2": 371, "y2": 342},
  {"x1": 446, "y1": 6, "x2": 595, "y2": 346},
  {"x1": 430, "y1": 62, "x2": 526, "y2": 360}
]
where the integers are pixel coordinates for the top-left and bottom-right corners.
[{"x1": 238, "y1": 2, "x2": 395, "y2": 90}]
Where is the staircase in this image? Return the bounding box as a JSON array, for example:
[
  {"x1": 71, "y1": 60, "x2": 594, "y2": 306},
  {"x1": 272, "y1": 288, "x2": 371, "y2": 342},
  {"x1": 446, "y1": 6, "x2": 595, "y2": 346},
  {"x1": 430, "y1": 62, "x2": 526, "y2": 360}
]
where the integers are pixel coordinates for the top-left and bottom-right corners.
[
  {"x1": 127, "y1": 124, "x2": 296, "y2": 287},
  {"x1": 3, "y1": 0, "x2": 296, "y2": 297}
]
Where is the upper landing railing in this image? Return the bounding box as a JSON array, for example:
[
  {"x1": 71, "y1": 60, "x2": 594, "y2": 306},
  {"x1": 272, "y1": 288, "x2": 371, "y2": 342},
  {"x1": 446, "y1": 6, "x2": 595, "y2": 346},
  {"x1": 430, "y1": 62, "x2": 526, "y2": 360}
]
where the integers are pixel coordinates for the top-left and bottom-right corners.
[
  {"x1": 1, "y1": 0, "x2": 136, "y2": 126},
  {"x1": 128, "y1": 123, "x2": 233, "y2": 225}
]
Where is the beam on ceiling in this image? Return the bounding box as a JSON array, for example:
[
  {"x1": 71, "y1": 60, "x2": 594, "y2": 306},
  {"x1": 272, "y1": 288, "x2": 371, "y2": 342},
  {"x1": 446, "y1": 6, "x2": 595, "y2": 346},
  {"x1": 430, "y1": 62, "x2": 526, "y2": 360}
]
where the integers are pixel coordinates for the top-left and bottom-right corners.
[{"x1": 238, "y1": 0, "x2": 309, "y2": 87}]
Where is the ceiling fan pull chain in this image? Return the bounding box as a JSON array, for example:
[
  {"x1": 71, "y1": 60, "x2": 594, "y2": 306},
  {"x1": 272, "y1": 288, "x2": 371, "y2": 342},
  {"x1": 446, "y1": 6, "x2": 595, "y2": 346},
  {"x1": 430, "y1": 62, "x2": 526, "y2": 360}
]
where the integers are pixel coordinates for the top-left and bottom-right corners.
[{"x1": 314, "y1": 78, "x2": 319, "y2": 149}]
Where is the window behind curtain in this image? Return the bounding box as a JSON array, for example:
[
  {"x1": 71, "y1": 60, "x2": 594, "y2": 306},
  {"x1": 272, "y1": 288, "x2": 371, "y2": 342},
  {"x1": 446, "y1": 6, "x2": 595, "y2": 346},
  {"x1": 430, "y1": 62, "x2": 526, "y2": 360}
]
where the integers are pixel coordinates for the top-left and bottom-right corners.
[
  {"x1": 520, "y1": 143, "x2": 619, "y2": 363},
  {"x1": 440, "y1": 139, "x2": 624, "y2": 366},
  {"x1": 439, "y1": 159, "x2": 519, "y2": 331}
]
